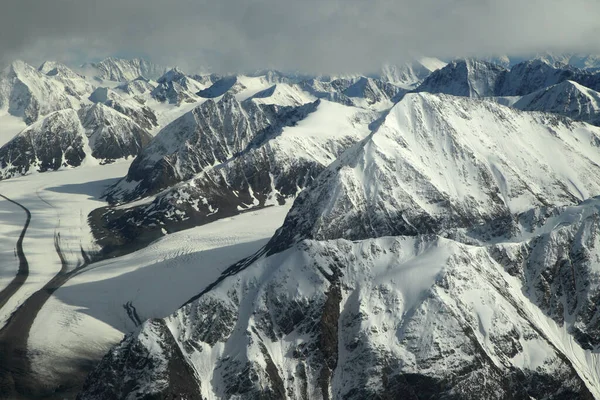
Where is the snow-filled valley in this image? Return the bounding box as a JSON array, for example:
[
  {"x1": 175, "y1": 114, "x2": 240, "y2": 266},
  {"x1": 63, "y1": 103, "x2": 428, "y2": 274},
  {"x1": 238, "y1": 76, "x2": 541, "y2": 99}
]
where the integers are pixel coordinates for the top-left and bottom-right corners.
[{"x1": 2, "y1": 55, "x2": 600, "y2": 399}]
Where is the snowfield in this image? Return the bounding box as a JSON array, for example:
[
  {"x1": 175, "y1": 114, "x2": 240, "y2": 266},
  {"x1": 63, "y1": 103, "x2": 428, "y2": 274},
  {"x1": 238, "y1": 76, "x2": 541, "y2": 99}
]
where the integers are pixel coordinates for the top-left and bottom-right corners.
[
  {"x1": 0, "y1": 161, "x2": 132, "y2": 328},
  {"x1": 27, "y1": 201, "x2": 291, "y2": 386}
]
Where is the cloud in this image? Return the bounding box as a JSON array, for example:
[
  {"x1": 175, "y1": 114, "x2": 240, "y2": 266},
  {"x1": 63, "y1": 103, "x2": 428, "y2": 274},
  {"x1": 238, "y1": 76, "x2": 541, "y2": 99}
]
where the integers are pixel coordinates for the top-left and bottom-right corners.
[{"x1": 2, "y1": 0, "x2": 600, "y2": 74}]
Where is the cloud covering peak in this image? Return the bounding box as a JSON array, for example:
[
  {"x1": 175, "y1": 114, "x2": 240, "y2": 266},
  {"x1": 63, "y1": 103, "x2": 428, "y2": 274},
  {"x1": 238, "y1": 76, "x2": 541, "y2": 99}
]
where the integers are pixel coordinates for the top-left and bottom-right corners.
[{"x1": 2, "y1": 0, "x2": 600, "y2": 74}]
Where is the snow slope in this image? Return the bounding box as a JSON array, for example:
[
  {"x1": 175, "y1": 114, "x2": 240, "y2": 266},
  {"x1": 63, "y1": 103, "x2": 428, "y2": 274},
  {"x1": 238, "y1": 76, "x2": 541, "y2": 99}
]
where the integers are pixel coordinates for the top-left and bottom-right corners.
[
  {"x1": 0, "y1": 160, "x2": 132, "y2": 329},
  {"x1": 27, "y1": 203, "x2": 291, "y2": 388},
  {"x1": 99, "y1": 98, "x2": 377, "y2": 251},
  {"x1": 0, "y1": 105, "x2": 151, "y2": 179},
  {"x1": 514, "y1": 80, "x2": 600, "y2": 126},
  {"x1": 268, "y1": 92, "x2": 600, "y2": 251},
  {"x1": 80, "y1": 57, "x2": 168, "y2": 82}
]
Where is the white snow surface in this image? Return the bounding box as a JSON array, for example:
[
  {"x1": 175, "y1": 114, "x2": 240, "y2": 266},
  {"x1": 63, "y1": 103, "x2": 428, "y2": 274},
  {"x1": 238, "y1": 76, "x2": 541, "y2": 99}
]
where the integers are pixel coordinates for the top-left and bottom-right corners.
[
  {"x1": 0, "y1": 161, "x2": 132, "y2": 328},
  {"x1": 27, "y1": 203, "x2": 291, "y2": 385},
  {"x1": 274, "y1": 92, "x2": 600, "y2": 246}
]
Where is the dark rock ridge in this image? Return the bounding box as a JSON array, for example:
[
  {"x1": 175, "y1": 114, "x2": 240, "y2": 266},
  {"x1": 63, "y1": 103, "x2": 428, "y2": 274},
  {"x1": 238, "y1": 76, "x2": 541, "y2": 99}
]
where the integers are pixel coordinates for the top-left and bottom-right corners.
[
  {"x1": 0, "y1": 109, "x2": 87, "y2": 178},
  {"x1": 266, "y1": 92, "x2": 600, "y2": 253},
  {"x1": 89, "y1": 86, "x2": 159, "y2": 130},
  {"x1": 106, "y1": 93, "x2": 321, "y2": 203},
  {"x1": 513, "y1": 80, "x2": 600, "y2": 126},
  {"x1": 151, "y1": 68, "x2": 206, "y2": 105},
  {"x1": 97, "y1": 96, "x2": 378, "y2": 250},
  {"x1": 78, "y1": 91, "x2": 600, "y2": 399},
  {"x1": 415, "y1": 58, "x2": 600, "y2": 98},
  {"x1": 0, "y1": 105, "x2": 152, "y2": 179},
  {"x1": 78, "y1": 104, "x2": 153, "y2": 161}
]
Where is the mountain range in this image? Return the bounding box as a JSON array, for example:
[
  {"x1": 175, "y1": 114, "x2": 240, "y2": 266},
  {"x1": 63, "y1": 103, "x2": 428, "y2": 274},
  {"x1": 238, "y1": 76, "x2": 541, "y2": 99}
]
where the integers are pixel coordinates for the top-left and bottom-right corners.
[{"x1": 2, "y1": 54, "x2": 600, "y2": 399}]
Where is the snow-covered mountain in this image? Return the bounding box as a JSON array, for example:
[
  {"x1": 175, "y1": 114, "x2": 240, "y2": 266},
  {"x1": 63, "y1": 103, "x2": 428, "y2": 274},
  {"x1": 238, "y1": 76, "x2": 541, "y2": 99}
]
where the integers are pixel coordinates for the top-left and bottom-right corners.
[
  {"x1": 342, "y1": 76, "x2": 403, "y2": 107},
  {"x1": 80, "y1": 57, "x2": 168, "y2": 82},
  {"x1": 378, "y1": 57, "x2": 447, "y2": 88},
  {"x1": 416, "y1": 58, "x2": 600, "y2": 99},
  {"x1": 79, "y1": 93, "x2": 600, "y2": 400},
  {"x1": 78, "y1": 103, "x2": 152, "y2": 161},
  {"x1": 0, "y1": 104, "x2": 151, "y2": 179},
  {"x1": 0, "y1": 60, "x2": 86, "y2": 124},
  {"x1": 5, "y1": 54, "x2": 600, "y2": 399},
  {"x1": 89, "y1": 86, "x2": 159, "y2": 130},
  {"x1": 151, "y1": 68, "x2": 207, "y2": 105},
  {"x1": 98, "y1": 94, "x2": 377, "y2": 250},
  {"x1": 0, "y1": 109, "x2": 89, "y2": 179},
  {"x1": 514, "y1": 80, "x2": 600, "y2": 126},
  {"x1": 267, "y1": 92, "x2": 600, "y2": 251},
  {"x1": 415, "y1": 59, "x2": 508, "y2": 98}
]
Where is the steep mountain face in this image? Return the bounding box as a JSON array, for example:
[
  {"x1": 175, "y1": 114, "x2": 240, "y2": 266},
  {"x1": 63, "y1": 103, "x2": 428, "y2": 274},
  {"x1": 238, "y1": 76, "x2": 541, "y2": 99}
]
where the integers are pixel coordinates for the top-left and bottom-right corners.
[
  {"x1": 497, "y1": 59, "x2": 577, "y2": 96},
  {"x1": 267, "y1": 93, "x2": 600, "y2": 252},
  {"x1": 416, "y1": 58, "x2": 600, "y2": 99},
  {"x1": 0, "y1": 103, "x2": 152, "y2": 179},
  {"x1": 38, "y1": 61, "x2": 95, "y2": 98},
  {"x1": 513, "y1": 80, "x2": 600, "y2": 126},
  {"x1": 98, "y1": 97, "x2": 377, "y2": 250},
  {"x1": 0, "y1": 109, "x2": 89, "y2": 179},
  {"x1": 379, "y1": 58, "x2": 447, "y2": 88},
  {"x1": 0, "y1": 60, "x2": 83, "y2": 124},
  {"x1": 298, "y1": 76, "x2": 401, "y2": 108},
  {"x1": 106, "y1": 93, "x2": 297, "y2": 202},
  {"x1": 78, "y1": 103, "x2": 152, "y2": 161},
  {"x1": 151, "y1": 68, "x2": 206, "y2": 105},
  {"x1": 298, "y1": 78, "x2": 356, "y2": 106},
  {"x1": 115, "y1": 77, "x2": 157, "y2": 97},
  {"x1": 198, "y1": 76, "x2": 241, "y2": 98},
  {"x1": 79, "y1": 100, "x2": 600, "y2": 399},
  {"x1": 342, "y1": 77, "x2": 403, "y2": 106},
  {"x1": 415, "y1": 59, "x2": 508, "y2": 98},
  {"x1": 80, "y1": 222, "x2": 600, "y2": 399},
  {"x1": 82, "y1": 57, "x2": 168, "y2": 82},
  {"x1": 89, "y1": 87, "x2": 158, "y2": 130},
  {"x1": 247, "y1": 84, "x2": 316, "y2": 107}
]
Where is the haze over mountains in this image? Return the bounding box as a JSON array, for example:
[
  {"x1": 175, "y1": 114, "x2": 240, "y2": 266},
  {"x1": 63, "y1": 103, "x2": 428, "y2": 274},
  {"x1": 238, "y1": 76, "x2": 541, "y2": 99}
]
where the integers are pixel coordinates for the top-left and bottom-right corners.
[{"x1": 2, "y1": 53, "x2": 600, "y2": 399}]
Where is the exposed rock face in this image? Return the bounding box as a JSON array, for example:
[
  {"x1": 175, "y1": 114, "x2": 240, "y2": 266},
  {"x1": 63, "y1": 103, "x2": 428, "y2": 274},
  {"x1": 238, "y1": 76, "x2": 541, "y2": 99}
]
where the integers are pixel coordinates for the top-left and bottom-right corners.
[
  {"x1": 151, "y1": 68, "x2": 206, "y2": 105},
  {"x1": 414, "y1": 59, "x2": 508, "y2": 98},
  {"x1": 78, "y1": 103, "x2": 153, "y2": 161},
  {"x1": 267, "y1": 92, "x2": 600, "y2": 252},
  {"x1": 0, "y1": 60, "x2": 83, "y2": 124},
  {"x1": 79, "y1": 228, "x2": 600, "y2": 399},
  {"x1": 415, "y1": 58, "x2": 600, "y2": 99},
  {"x1": 342, "y1": 76, "x2": 404, "y2": 105},
  {"x1": 98, "y1": 97, "x2": 377, "y2": 250},
  {"x1": 77, "y1": 319, "x2": 202, "y2": 400},
  {"x1": 79, "y1": 91, "x2": 600, "y2": 399},
  {"x1": 0, "y1": 104, "x2": 152, "y2": 179},
  {"x1": 513, "y1": 80, "x2": 600, "y2": 126},
  {"x1": 0, "y1": 109, "x2": 88, "y2": 179},
  {"x1": 106, "y1": 94, "x2": 322, "y2": 202},
  {"x1": 89, "y1": 87, "x2": 159, "y2": 130},
  {"x1": 82, "y1": 57, "x2": 168, "y2": 82}
]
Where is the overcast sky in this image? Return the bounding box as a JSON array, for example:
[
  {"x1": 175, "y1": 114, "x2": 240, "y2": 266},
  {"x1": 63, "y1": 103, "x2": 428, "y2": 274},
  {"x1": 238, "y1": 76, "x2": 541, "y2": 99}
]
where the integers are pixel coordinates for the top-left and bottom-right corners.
[{"x1": 2, "y1": 0, "x2": 600, "y2": 74}]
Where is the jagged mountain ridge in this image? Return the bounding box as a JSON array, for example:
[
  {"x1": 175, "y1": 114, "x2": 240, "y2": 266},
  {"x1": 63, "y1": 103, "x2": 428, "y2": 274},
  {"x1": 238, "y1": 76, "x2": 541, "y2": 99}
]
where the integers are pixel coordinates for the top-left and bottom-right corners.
[
  {"x1": 415, "y1": 58, "x2": 600, "y2": 99},
  {"x1": 79, "y1": 93, "x2": 600, "y2": 399},
  {"x1": 151, "y1": 67, "x2": 207, "y2": 105},
  {"x1": 89, "y1": 86, "x2": 159, "y2": 130},
  {"x1": 0, "y1": 60, "x2": 86, "y2": 124},
  {"x1": 0, "y1": 104, "x2": 152, "y2": 179},
  {"x1": 513, "y1": 80, "x2": 600, "y2": 126},
  {"x1": 267, "y1": 92, "x2": 600, "y2": 253},
  {"x1": 97, "y1": 96, "x2": 377, "y2": 251},
  {"x1": 80, "y1": 57, "x2": 168, "y2": 82}
]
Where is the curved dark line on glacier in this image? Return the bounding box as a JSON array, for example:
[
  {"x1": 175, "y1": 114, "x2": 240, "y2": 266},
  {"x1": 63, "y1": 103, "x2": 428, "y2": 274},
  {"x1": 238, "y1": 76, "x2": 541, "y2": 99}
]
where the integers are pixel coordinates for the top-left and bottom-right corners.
[{"x1": 0, "y1": 194, "x2": 31, "y2": 312}]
